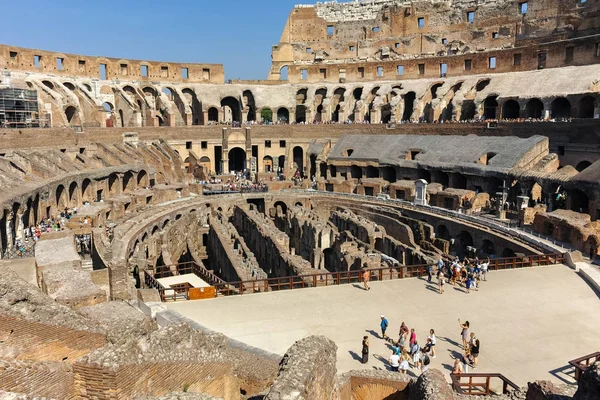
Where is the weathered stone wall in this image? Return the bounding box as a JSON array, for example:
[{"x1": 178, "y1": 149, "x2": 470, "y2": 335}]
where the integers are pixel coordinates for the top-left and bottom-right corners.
[
  {"x1": 0, "y1": 314, "x2": 106, "y2": 363},
  {"x1": 270, "y1": 0, "x2": 600, "y2": 82},
  {"x1": 0, "y1": 360, "x2": 74, "y2": 399},
  {"x1": 232, "y1": 206, "x2": 314, "y2": 278},
  {"x1": 73, "y1": 362, "x2": 238, "y2": 400},
  {"x1": 265, "y1": 336, "x2": 337, "y2": 400}
]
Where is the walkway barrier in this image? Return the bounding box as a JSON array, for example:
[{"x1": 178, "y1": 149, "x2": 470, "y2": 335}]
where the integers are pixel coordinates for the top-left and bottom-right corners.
[
  {"x1": 145, "y1": 261, "x2": 227, "y2": 302},
  {"x1": 450, "y1": 372, "x2": 519, "y2": 395},
  {"x1": 1, "y1": 244, "x2": 35, "y2": 260},
  {"x1": 209, "y1": 253, "x2": 565, "y2": 297},
  {"x1": 569, "y1": 351, "x2": 600, "y2": 381},
  {"x1": 281, "y1": 190, "x2": 572, "y2": 254}
]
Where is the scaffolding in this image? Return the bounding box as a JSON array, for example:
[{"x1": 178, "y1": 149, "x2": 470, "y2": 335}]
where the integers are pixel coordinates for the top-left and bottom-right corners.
[{"x1": 0, "y1": 88, "x2": 45, "y2": 128}]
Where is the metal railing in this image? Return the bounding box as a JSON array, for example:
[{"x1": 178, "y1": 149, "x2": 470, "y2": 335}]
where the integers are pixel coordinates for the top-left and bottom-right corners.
[
  {"x1": 568, "y1": 351, "x2": 600, "y2": 381},
  {"x1": 210, "y1": 253, "x2": 565, "y2": 298},
  {"x1": 282, "y1": 190, "x2": 569, "y2": 255},
  {"x1": 450, "y1": 372, "x2": 520, "y2": 395},
  {"x1": 1, "y1": 244, "x2": 35, "y2": 260}
]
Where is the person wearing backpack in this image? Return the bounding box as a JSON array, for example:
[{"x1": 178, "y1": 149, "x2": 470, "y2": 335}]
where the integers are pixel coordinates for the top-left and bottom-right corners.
[{"x1": 380, "y1": 315, "x2": 389, "y2": 339}]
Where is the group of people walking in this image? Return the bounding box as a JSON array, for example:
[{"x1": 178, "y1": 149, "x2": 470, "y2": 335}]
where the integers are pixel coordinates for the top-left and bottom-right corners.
[
  {"x1": 360, "y1": 316, "x2": 481, "y2": 376},
  {"x1": 361, "y1": 317, "x2": 439, "y2": 375},
  {"x1": 431, "y1": 256, "x2": 490, "y2": 294}
]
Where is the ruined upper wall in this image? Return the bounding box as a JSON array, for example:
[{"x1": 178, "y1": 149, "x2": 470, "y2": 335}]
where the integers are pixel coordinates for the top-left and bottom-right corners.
[
  {"x1": 0, "y1": 44, "x2": 225, "y2": 84},
  {"x1": 270, "y1": 0, "x2": 600, "y2": 81}
]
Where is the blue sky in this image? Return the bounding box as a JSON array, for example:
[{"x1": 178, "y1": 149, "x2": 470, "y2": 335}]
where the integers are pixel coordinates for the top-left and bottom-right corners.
[{"x1": 0, "y1": 0, "x2": 303, "y2": 80}]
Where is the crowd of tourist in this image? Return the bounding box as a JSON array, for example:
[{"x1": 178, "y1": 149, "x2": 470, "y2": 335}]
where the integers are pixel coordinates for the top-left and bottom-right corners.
[
  {"x1": 199, "y1": 171, "x2": 269, "y2": 193},
  {"x1": 359, "y1": 255, "x2": 489, "y2": 376},
  {"x1": 203, "y1": 116, "x2": 576, "y2": 127},
  {"x1": 433, "y1": 256, "x2": 491, "y2": 295},
  {"x1": 360, "y1": 315, "x2": 481, "y2": 376},
  {"x1": 8, "y1": 208, "x2": 82, "y2": 257}
]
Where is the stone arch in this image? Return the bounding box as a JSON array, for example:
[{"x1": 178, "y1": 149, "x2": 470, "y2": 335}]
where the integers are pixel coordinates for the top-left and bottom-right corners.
[
  {"x1": 273, "y1": 201, "x2": 288, "y2": 216},
  {"x1": 550, "y1": 97, "x2": 571, "y2": 119},
  {"x1": 42, "y1": 80, "x2": 55, "y2": 90},
  {"x1": 123, "y1": 85, "x2": 136, "y2": 95},
  {"x1": 228, "y1": 147, "x2": 246, "y2": 172},
  {"x1": 68, "y1": 181, "x2": 79, "y2": 207},
  {"x1": 108, "y1": 173, "x2": 119, "y2": 194},
  {"x1": 481, "y1": 239, "x2": 495, "y2": 255},
  {"x1": 65, "y1": 106, "x2": 79, "y2": 124},
  {"x1": 279, "y1": 65, "x2": 289, "y2": 80},
  {"x1": 576, "y1": 160, "x2": 592, "y2": 172},
  {"x1": 82, "y1": 178, "x2": 93, "y2": 202},
  {"x1": 501, "y1": 100, "x2": 520, "y2": 119},
  {"x1": 277, "y1": 107, "x2": 290, "y2": 123},
  {"x1": 63, "y1": 82, "x2": 76, "y2": 90},
  {"x1": 122, "y1": 171, "x2": 135, "y2": 192},
  {"x1": 456, "y1": 231, "x2": 474, "y2": 254},
  {"x1": 208, "y1": 107, "x2": 219, "y2": 122},
  {"x1": 437, "y1": 225, "x2": 451, "y2": 241},
  {"x1": 142, "y1": 87, "x2": 157, "y2": 97},
  {"x1": 381, "y1": 166, "x2": 396, "y2": 182},
  {"x1": 137, "y1": 170, "x2": 149, "y2": 186},
  {"x1": 314, "y1": 88, "x2": 328, "y2": 122},
  {"x1": 182, "y1": 88, "x2": 202, "y2": 125},
  {"x1": 56, "y1": 184, "x2": 67, "y2": 209},
  {"x1": 243, "y1": 90, "x2": 256, "y2": 122},
  {"x1": 460, "y1": 100, "x2": 476, "y2": 120},
  {"x1": 260, "y1": 108, "x2": 273, "y2": 123},
  {"x1": 295, "y1": 105, "x2": 306, "y2": 123},
  {"x1": 263, "y1": 156, "x2": 274, "y2": 173},
  {"x1": 525, "y1": 98, "x2": 544, "y2": 119},
  {"x1": 483, "y1": 96, "x2": 498, "y2": 119},
  {"x1": 366, "y1": 166, "x2": 379, "y2": 178},
  {"x1": 161, "y1": 87, "x2": 174, "y2": 101},
  {"x1": 578, "y1": 96, "x2": 596, "y2": 118},
  {"x1": 221, "y1": 96, "x2": 242, "y2": 123},
  {"x1": 570, "y1": 189, "x2": 589, "y2": 213},
  {"x1": 475, "y1": 78, "x2": 491, "y2": 91},
  {"x1": 402, "y1": 92, "x2": 416, "y2": 121},
  {"x1": 293, "y1": 146, "x2": 304, "y2": 176}
]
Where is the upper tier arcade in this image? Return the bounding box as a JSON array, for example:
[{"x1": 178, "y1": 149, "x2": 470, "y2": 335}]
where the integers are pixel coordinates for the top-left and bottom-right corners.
[
  {"x1": 269, "y1": 0, "x2": 600, "y2": 82},
  {"x1": 0, "y1": 44, "x2": 225, "y2": 84}
]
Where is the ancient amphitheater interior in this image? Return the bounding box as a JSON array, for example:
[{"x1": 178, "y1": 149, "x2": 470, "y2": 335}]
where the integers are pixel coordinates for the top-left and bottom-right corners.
[{"x1": 0, "y1": 0, "x2": 600, "y2": 399}]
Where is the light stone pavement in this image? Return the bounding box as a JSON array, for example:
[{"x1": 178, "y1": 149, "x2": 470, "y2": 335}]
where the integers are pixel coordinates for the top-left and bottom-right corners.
[{"x1": 166, "y1": 264, "x2": 600, "y2": 386}]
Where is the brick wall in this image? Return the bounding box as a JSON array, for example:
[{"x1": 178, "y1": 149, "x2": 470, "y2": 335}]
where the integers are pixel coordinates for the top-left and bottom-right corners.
[
  {"x1": 0, "y1": 314, "x2": 106, "y2": 363},
  {"x1": 73, "y1": 361, "x2": 238, "y2": 400},
  {"x1": 0, "y1": 360, "x2": 74, "y2": 399}
]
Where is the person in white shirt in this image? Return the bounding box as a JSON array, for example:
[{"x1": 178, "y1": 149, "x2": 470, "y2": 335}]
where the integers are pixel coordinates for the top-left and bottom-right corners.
[
  {"x1": 389, "y1": 351, "x2": 400, "y2": 372},
  {"x1": 428, "y1": 329, "x2": 437, "y2": 358},
  {"x1": 481, "y1": 257, "x2": 490, "y2": 281}
]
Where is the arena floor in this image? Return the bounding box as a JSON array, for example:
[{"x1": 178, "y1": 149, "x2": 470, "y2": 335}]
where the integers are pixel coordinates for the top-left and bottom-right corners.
[{"x1": 167, "y1": 264, "x2": 600, "y2": 386}]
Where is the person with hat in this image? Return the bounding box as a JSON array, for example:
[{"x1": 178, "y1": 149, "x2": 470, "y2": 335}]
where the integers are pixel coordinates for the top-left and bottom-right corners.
[{"x1": 380, "y1": 315, "x2": 389, "y2": 339}]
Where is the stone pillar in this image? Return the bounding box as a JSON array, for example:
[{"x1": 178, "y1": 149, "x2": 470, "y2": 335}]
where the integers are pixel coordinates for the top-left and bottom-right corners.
[
  {"x1": 414, "y1": 179, "x2": 428, "y2": 206},
  {"x1": 594, "y1": 107, "x2": 600, "y2": 119},
  {"x1": 289, "y1": 109, "x2": 296, "y2": 124},
  {"x1": 544, "y1": 108, "x2": 551, "y2": 120},
  {"x1": 202, "y1": 110, "x2": 209, "y2": 125}
]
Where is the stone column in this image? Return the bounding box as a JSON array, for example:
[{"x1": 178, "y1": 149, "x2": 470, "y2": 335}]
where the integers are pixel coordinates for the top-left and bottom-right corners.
[{"x1": 202, "y1": 110, "x2": 209, "y2": 125}]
